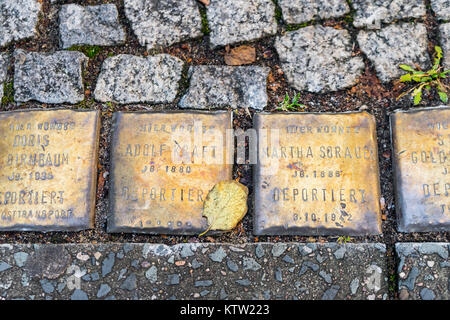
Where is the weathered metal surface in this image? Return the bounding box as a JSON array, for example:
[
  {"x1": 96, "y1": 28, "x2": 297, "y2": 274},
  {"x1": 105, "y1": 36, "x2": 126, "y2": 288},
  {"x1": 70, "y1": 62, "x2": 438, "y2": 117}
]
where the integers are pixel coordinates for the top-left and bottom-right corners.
[
  {"x1": 108, "y1": 111, "x2": 233, "y2": 234},
  {"x1": 253, "y1": 112, "x2": 382, "y2": 235},
  {"x1": 391, "y1": 106, "x2": 450, "y2": 232},
  {"x1": 0, "y1": 109, "x2": 100, "y2": 231}
]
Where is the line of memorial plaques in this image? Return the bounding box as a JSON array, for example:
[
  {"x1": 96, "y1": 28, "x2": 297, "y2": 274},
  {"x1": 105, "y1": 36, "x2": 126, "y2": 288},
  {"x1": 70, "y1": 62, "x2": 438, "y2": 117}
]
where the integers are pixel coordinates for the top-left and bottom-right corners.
[
  {"x1": 107, "y1": 111, "x2": 233, "y2": 234},
  {"x1": 2, "y1": 107, "x2": 449, "y2": 235},
  {"x1": 0, "y1": 109, "x2": 100, "y2": 231},
  {"x1": 391, "y1": 106, "x2": 450, "y2": 232},
  {"x1": 253, "y1": 112, "x2": 382, "y2": 236}
]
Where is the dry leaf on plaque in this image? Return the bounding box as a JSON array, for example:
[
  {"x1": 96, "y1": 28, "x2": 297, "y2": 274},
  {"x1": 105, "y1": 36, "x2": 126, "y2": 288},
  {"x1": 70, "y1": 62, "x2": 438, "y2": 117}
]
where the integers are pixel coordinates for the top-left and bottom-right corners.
[
  {"x1": 224, "y1": 45, "x2": 256, "y2": 66},
  {"x1": 200, "y1": 180, "x2": 249, "y2": 235}
]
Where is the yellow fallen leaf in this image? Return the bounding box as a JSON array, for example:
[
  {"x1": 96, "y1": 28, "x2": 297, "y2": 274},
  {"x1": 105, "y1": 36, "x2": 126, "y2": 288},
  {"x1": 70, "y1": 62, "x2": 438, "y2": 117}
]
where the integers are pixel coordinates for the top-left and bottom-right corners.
[{"x1": 200, "y1": 180, "x2": 249, "y2": 235}]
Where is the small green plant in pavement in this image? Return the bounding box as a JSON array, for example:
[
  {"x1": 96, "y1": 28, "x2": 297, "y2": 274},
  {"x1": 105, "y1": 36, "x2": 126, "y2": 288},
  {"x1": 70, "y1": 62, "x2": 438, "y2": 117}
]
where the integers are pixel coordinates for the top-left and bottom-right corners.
[
  {"x1": 389, "y1": 274, "x2": 397, "y2": 293},
  {"x1": 68, "y1": 45, "x2": 102, "y2": 59},
  {"x1": 1, "y1": 81, "x2": 14, "y2": 105},
  {"x1": 275, "y1": 92, "x2": 306, "y2": 111},
  {"x1": 337, "y1": 236, "x2": 351, "y2": 244},
  {"x1": 396, "y1": 46, "x2": 449, "y2": 105},
  {"x1": 199, "y1": 6, "x2": 210, "y2": 35}
]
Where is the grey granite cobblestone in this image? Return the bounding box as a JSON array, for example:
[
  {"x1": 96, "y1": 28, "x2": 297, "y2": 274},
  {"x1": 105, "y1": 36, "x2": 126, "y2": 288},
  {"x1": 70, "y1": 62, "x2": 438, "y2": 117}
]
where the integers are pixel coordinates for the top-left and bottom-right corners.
[
  {"x1": 179, "y1": 65, "x2": 269, "y2": 110},
  {"x1": 94, "y1": 54, "x2": 183, "y2": 104},
  {"x1": 431, "y1": 0, "x2": 450, "y2": 20},
  {"x1": 396, "y1": 243, "x2": 449, "y2": 300},
  {"x1": 13, "y1": 49, "x2": 87, "y2": 104},
  {"x1": 357, "y1": 23, "x2": 430, "y2": 83},
  {"x1": 207, "y1": 0, "x2": 277, "y2": 48},
  {"x1": 0, "y1": 54, "x2": 7, "y2": 102},
  {"x1": 275, "y1": 26, "x2": 364, "y2": 92},
  {"x1": 0, "y1": 243, "x2": 388, "y2": 300},
  {"x1": 278, "y1": 0, "x2": 350, "y2": 24},
  {"x1": 352, "y1": 0, "x2": 426, "y2": 29},
  {"x1": 124, "y1": 0, "x2": 202, "y2": 50},
  {"x1": 0, "y1": 0, "x2": 41, "y2": 47},
  {"x1": 440, "y1": 23, "x2": 450, "y2": 69},
  {"x1": 59, "y1": 4, "x2": 126, "y2": 49}
]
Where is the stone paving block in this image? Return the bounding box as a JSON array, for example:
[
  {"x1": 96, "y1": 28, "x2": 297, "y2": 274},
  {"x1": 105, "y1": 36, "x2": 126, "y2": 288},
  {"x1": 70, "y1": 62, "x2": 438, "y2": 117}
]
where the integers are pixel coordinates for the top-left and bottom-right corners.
[
  {"x1": 0, "y1": 0, "x2": 41, "y2": 47},
  {"x1": 0, "y1": 54, "x2": 7, "y2": 102},
  {"x1": 357, "y1": 23, "x2": 430, "y2": 83},
  {"x1": 440, "y1": 23, "x2": 450, "y2": 69},
  {"x1": 124, "y1": 0, "x2": 202, "y2": 50},
  {"x1": 108, "y1": 111, "x2": 233, "y2": 234},
  {"x1": 207, "y1": 0, "x2": 277, "y2": 48},
  {"x1": 275, "y1": 26, "x2": 364, "y2": 93},
  {"x1": 59, "y1": 4, "x2": 126, "y2": 49},
  {"x1": 14, "y1": 49, "x2": 88, "y2": 104},
  {"x1": 94, "y1": 54, "x2": 183, "y2": 104},
  {"x1": 0, "y1": 109, "x2": 100, "y2": 231},
  {"x1": 396, "y1": 243, "x2": 449, "y2": 300},
  {"x1": 278, "y1": 0, "x2": 350, "y2": 24},
  {"x1": 352, "y1": 0, "x2": 426, "y2": 29},
  {"x1": 179, "y1": 65, "x2": 269, "y2": 110},
  {"x1": 0, "y1": 243, "x2": 388, "y2": 300},
  {"x1": 253, "y1": 112, "x2": 382, "y2": 236},
  {"x1": 431, "y1": 0, "x2": 450, "y2": 20},
  {"x1": 391, "y1": 107, "x2": 450, "y2": 233}
]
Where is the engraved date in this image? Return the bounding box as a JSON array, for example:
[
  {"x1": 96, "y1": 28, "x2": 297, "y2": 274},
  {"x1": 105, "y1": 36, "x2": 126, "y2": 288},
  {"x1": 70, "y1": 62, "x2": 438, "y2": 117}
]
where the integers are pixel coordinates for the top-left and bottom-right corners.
[
  {"x1": 292, "y1": 210, "x2": 353, "y2": 227},
  {"x1": 7, "y1": 171, "x2": 54, "y2": 181},
  {"x1": 291, "y1": 169, "x2": 343, "y2": 178},
  {"x1": 141, "y1": 165, "x2": 192, "y2": 174}
]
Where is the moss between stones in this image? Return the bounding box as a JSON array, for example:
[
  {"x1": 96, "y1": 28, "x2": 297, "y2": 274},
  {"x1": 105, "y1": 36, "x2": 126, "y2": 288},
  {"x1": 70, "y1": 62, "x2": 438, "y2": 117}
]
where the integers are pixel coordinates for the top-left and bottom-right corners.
[
  {"x1": 272, "y1": 0, "x2": 283, "y2": 24},
  {"x1": 1, "y1": 81, "x2": 14, "y2": 105},
  {"x1": 198, "y1": 5, "x2": 210, "y2": 36},
  {"x1": 68, "y1": 45, "x2": 102, "y2": 59}
]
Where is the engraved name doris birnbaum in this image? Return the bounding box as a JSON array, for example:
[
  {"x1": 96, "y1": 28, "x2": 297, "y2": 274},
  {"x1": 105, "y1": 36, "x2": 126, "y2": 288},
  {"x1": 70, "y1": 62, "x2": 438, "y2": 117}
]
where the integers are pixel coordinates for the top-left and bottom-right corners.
[
  {"x1": 253, "y1": 112, "x2": 382, "y2": 236},
  {"x1": 391, "y1": 106, "x2": 450, "y2": 232},
  {"x1": 0, "y1": 109, "x2": 100, "y2": 231},
  {"x1": 108, "y1": 111, "x2": 233, "y2": 234}
]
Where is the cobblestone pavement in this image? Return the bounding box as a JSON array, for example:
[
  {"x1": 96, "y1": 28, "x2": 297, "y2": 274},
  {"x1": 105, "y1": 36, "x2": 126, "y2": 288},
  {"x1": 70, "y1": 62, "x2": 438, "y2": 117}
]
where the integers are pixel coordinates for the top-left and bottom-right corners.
[
  {"x1": 0, "y1": 0, "x2": 449, "y2": 300},
  {"x1": 1, "y1": 243, "x2": 391, "y2": 300},
  {"x1": 396, "y1": 243, "x2": 449, "y2": 300},
  {"x1": 1, "y1": 0, "x2": 448, "y2": 102}
]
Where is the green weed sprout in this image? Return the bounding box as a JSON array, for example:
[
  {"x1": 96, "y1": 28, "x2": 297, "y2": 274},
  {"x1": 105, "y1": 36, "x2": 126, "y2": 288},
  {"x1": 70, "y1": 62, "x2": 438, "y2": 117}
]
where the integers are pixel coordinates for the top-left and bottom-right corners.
[
  {"x1": 397, "y1": 46, "x2": 449, "y2": 105},
  {"x1": 275, "y1": 92, "x2": 306, "y2": 111}
]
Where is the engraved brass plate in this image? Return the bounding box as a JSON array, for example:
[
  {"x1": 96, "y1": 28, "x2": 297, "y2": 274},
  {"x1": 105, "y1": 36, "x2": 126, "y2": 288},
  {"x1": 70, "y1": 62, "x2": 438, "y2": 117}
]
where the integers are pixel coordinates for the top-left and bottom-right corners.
[
  {"x1": 391, "y1": 107, "x2": 450, "y2": 232},
  {"x1": 0, "y1": 109, "x2": 100, "y2": 231},
  {"x1": 253, "y1": 112, "x2": 382, "y2": 235},
  {"x1": 108, "y1": 111, "x2": 233, "y2": 234}
]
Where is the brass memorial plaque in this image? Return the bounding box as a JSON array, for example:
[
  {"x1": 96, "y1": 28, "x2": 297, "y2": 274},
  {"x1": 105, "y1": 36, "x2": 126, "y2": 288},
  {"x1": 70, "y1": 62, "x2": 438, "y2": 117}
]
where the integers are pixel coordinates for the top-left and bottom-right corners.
[
  {"x1": 0, "y1": 109, "x2": 100, "y2": 231},
  {"x1": 391, "y1": 106, "x2": 450, "y2": 232},
  {"x1": 108, "y1": 111, "x2": 233, "y2": 234},
  {"x1": 253, "y1": 112, "x2": 382, "y2": 235}
]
